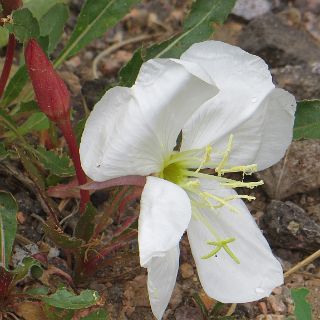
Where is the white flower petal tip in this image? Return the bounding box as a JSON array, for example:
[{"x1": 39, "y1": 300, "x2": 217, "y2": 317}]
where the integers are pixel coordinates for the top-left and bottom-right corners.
[
  {"x1": 253, "y1": 88, "x2": 296, "y2": 170},
  {"x1": 187, "y1": 180, "x2": 284, "y2": 303},
  {"x1": 139, "y1": 176, "x2": 191, "y2": 266},
  {"x1": 147, "y1": 246, "x2": 180, "y2": 320}
]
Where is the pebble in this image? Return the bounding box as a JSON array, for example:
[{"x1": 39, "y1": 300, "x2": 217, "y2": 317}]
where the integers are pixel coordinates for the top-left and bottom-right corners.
[
  {"x1": 169, "y1": 284, "x2": 183, "y2": 308},
  {"x1": 232, "y1": 0, "x2": 271, "y2": 20},
  {"x1": 267, "y1": 295, "x2": 287, "y2": 313},
  {"x1": 174, "y1": 305, "x2": 202, "y2": 320},
  {"x1": 180, "y1": 263, "x2": 194, "y2": 279}
]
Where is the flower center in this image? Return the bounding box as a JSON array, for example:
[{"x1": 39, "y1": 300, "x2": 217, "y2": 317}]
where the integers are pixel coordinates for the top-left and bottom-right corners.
[
  {"x1": 161, "y1": 161, "x2": 187, "y2": 185},
  {"x1": 159, "y1": 135, "x2": 264, "y2": 264}
]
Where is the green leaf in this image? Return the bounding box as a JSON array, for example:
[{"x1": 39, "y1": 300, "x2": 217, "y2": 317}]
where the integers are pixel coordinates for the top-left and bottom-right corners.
[
  {"x1": 0, "y1": 192, "x2": 18, "y2": 269},
  {"x1": 26, "y1": 286, "x2": 50, "y2": 296},
  {"x1": 75, "y1": 118, "x2": 87, "y2": 146},
  {"x1": 294, "y1": 100, "x2": 320, "y2": 139},
  {"x1": 54, "y1": 0, "x2": 140, "y2": 66},
  {"x1": 23, "y1": 0, "x2": 67, "y2": 19},
  {"x1": 75, "y1": 202, "x2": 97, "y2": 242},
  {"x1": 2, "y1": 65, "x2": 29, "y2": 107},
  {"x1": 0, "y1": 143, "x2": 9, "y2": 160},
  {"x1": 39, "y1": 4, "x2": 69, "y2": 53},
  {"x1": 0, "y1": 109, "x2": 21, "y2": 138},
  {"x1": 16, "y1": 147, "x2": 46, "y2": 190},
  {"x1": 119, "y1": 49, "x2": 143, "y2": 87},
  {"x1": 0, "y1": 26, "x2": 9, "y2": 48},
  {"x1": 13, "y1": 257, "x2": 43, "y2": 282},
  {"x1": 120, "y1": 0, "x2": 236, "y2": 86},
  {"x1": 81, "y1": 309, "x2": 108, "y2": 320},
  {"x1": 43, "y1": 288, "x2": 100, "y2": 309},
  {"x1": 19, "y1": 100, "x2": 39, "y2": 113},
  {"x1": 33, "y1": 147, "x2": 75, "y2": 177},
  {"x1": 43, "y1": 223, "x2": 84, "y2": 249},
  {"x1": 291, "y1": 288, "x2": 312, "y2": 320},
  {"x1": 4, "y1": 112, "x2": 49, "y2": 138},
  {"x1": 147, "y1": 0, "x2": 235, "y2": 59},
  {"x1": 6, "y1": 8, "x2": 40, "y2": 42},
  {"x1": 18, "y1": 112, "x2": 49, "y2": 134}
]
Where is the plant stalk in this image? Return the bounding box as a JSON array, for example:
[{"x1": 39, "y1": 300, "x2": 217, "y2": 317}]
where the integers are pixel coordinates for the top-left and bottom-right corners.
[
  {"x1": 0, "y1": 34, "x2": 16, "y2": 99},
  {"x1": 58, "y1": 118, "x2": 90, "y2": 212}
]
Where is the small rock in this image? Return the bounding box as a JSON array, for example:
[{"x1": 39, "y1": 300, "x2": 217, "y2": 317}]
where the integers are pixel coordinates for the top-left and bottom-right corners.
[
  {"x1": 123, "y1": 275, "x2": 149, "y2": 308},
  {"x1": 198, "y1": 290, "x2": 215, "y2": 310},
  {"x1": 59, "y1": 71, "x2": 81, "y2": 95},
  {"x1": 17, "y1": 211, "x2": 26, "y2": 224},
  {"x1": 174, "y1": 305, "x2": 202, "y2": 320},
  {"x1": 169, "y1": 284, "x2": 183, "y2": 308},
  {"x1": 258, "y1": 301, "x2": 268, "y2": 314},
  {"x1": 65, "y1": 55, "x2": 81, "y2": 69},
  {"x1": 305, "y1": 279, "x2": 320, "y2": 287},
  {"x1": 232, "y1": 0, "x2": 271, "y2": 20},
  {"x1": 213, "y1": 21, "x2": 244, "y2": 45},
  {"x1": 262, "y1": 200, "x2": 320, "y2": 251},
  {"x1": 267, "y1": 295, "x2": 287, "y2": 313},
  {"x1": 256, "y1": 315, "x2": 285, "y2": 320},
  {"x1": 82, "y1": 78, "x2": 112, "y2": 109},
  {"x1": 180, "y1": 263, "x2": 194, "y2": 279},
  {"x1": 272, "y1": 287, "x2": 282, "y2": 295},
  {"x1": 257, "y1": 140, "x2": 320, "y2": 199},
  {"x1": 239, "y1": 13, "x2": 320, "y2": 67},
  {"x1": 272, "y1": 64, "x2": 320, "y2": 100}
]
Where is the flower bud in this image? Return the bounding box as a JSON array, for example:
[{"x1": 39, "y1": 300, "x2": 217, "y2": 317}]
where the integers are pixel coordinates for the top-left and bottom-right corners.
[
  {"x1": 25, "y1": 39, "x2": 70, "y2": 123},
  {"x1": 1, "y1": 0, "x2": 23, "y2": 16}
]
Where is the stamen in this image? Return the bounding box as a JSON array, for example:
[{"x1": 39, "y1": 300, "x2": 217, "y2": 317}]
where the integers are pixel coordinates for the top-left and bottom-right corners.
[
  {"x1": 202, "y1": 237, "x2": 240, "y2": 264},
  {"x1": 219, "y1": 164, "x2": 258, "y2": 175},
  {"x1": 221, "y1": 180, "x2": 264, "y2": 189},
  {"x1": 215, "y1": 134, "x2": 233, "y2": 176},
  {"x1": 201, "y1": 192, "x2": 240, "y2": 213},
  {"x1": 195, "y1": 145, "x2": 212, "y2": 173}
]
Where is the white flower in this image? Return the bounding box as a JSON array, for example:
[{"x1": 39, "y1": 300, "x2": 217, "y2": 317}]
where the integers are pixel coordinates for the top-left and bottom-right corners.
[{"x1": 80, "y1": 41, "x2": 296, "y2": 319}]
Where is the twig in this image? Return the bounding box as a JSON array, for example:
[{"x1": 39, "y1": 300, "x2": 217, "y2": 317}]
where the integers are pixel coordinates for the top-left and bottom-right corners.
[
  {"x1": 6, "y1": 312, "x2": 21, "y2": 320},
  {"x1": 15, "y1": 234, "x2": 34, "y2": 246},
  {"x1": 92, "y1": 34, "x2": 160, "y2": 79},
  {"x1": 284, "y1": 249, "x2": 320, "y2": 278}
]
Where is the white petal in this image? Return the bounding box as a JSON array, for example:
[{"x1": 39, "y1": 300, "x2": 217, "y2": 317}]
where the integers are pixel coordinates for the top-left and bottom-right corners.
[
  {"x1": 133, "y1": 58, "x2": 217, "y2": 158},
  {"x1": 253, "y1": 88, "x2": 296, "y2": 169},
  {"x1": 203, "y1": 88, "x2": 296, "y2": 171},
  {"x1": 80, "y1": 59, "x2": 217, "y2": 181},
  {"x1": 146, "y1": 246, "x2": 180, "y2": 320},
  {"x1": 187, "y1": 179, "x2": 283, "y2": 303},
  {"x1": 181, "y1": 41, "x2": 275, "y2": 151},
  {"x1": 139, "y1": 176, "x2": 191, "y2": 266}
]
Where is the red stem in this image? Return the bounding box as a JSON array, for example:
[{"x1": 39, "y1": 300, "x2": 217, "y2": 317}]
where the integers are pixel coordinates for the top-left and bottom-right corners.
[
  {"x1": 93, "y1": 186, "x2": 131, "y2": 238},
  {"x1": 112, "y1": 213, "x2": 139, "y2": 238},
  {"x1": 0, "y1": 34, "x2": 16, "y2": 99},
  {"x1": 116, "y1": 187, "x2": 142, "y2": 223},
  {"x1": 58, "y1": 118, "x2": 90, "y2": 212},
  {"x1": 81, "y1": 175, "x2": 146, "y2": 191},
  {"x1": 83, "y1": 231, "x2": 137, "y2": 276}
]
